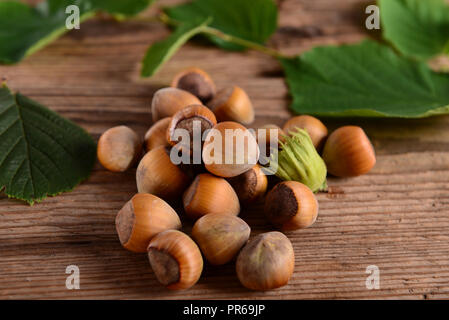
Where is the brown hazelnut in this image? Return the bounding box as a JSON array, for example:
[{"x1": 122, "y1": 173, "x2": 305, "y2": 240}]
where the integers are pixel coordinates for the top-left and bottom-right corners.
[
  {"x1": 171, "y1": 67, "x2": 216, "y2": 103},
  {"x1": 144, "y1": 117, "x2": 171, "y2": 152},
  {"x1": 183, "y1": 173, "x2": 240, "y2": 220},
  {"x1": 148, "y1": 230, "x2": 203, "y2": 290},
  {"x1": 228, "y1": 164, "x2": 268, "y2": 204},
  {"x1": 202, "y1": 121, "x2": 260, "y2": 178},
  {"x1": 115, "y1": 193, "x2": 181, "y2": 253},
  {"x1": 236, "y1": 231, "x2": 295, "y2": 291},
  {"x1": 166, "y1": 104, "x2": 217, "y2": 152},
  {"x1": 192, "y1": 214, "x2": 250, "y2": 265},
  {"x1": 151, "y1": 87, "x2": 201, "y2": 122},
  {"x1": 283, "y1": 115, "x2": 328, "y2": 150},
  {"x1": 136, "y1": 146, "x2": 191, "y2": 201},
  {"x1": 208, "y1": 86, "x2": 255, "y2": 125},
  {"x1": 322, "y1": 126, "x2": 376, "y2": 177},
  {"x1": 255, "y1": 124, "x2": 286, "y2": 157},
  {"x1": 265, "y1": 181, "x2": 318, "y2": 231},
  {"x1": 97, "y1": 126, "x2": 142, "y2": 172}
]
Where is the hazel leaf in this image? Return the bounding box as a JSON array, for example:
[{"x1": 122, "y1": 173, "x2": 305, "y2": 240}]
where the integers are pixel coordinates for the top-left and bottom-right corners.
[
  {"x1": 280, "y1": 40, "x2": 449, "y2": 118},
  {"x1": 141, "y1": 17, "x2": 211, "y2": 77},
  {"x1": 379, "y1": 0, "x2": 449, "y2": 61},
  {"x1": 0, "y1": 0, "x2": 154, "y2": 64},
  {"x1": 164, "y1": 0, "x2": 278, "y2": 51},
  {"x1": 0, "y1": 85, "x2": 96, "y2": 205}
]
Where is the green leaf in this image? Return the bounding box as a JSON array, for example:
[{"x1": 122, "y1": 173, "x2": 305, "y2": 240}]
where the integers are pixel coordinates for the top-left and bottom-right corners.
[
  {"x1": 89, "y1": 0, "x2": 153, "y2": 17},
  {"x1": 0, "y1": 0, "x2": 153, "y2": 64},
  {"x1": 379, "y1": 0, "x2": 449, "y2": 60},
  {"x1": 164, "y1": 0, "x2": 278, "y2": 51},
  {"x1": 141, "y1": 17, "x2": 211, "y2": 77},
  {"x1": 0, "y1": 85, "x2": 96, "y2": 204},
  {"x1": 280, "y1": 40, "x2": 449, "y2": 118}
]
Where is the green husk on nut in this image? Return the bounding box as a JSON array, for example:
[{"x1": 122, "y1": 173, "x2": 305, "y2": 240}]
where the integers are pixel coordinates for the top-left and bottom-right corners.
[{"x1": 268, "y1": 128, "x2": 327, "y2": 192}]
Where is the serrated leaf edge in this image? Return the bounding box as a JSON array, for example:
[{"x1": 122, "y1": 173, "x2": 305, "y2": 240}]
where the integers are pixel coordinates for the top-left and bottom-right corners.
[{"x1": 0, "y1": 87, "x2": 96, "y2": 205}]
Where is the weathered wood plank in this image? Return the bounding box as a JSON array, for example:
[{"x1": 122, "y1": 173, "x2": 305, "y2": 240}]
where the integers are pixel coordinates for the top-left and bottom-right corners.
[{"x1": 1, "y1": 0, "x2": 449, "y2": 299}]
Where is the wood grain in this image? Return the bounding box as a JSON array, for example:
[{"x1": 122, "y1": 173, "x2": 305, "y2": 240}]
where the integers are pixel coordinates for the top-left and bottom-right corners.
[{"x1": 1, "y1": 0, "x2": 449, "y2": 300}]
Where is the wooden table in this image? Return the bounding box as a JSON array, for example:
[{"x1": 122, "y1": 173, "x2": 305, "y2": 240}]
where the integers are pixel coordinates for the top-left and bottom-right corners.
[{"x1": 1, "y1": 0, "x2": 449, "y2": 300}]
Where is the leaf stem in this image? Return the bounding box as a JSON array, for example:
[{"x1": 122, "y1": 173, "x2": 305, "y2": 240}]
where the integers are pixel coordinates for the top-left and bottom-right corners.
[
  {"x1": 158, "y1": 12, "x2": 289, "y2": 59},
  {"x1": 158, "y1": 12, "x2": 181, "y2": 27},
  {"x1": 201, "y1": 26, "x2": 288, "y2": 59}
]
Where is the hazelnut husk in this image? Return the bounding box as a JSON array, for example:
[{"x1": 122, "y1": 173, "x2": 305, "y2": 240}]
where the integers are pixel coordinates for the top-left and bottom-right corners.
[
  {"x1": 166, "y1": 104, "x2": 217, "y2": 153},
  {"x1": 151, "y1": 87, "x2": 201, "y2": 122},
  {"x1": 265, "y1": 181, "x2": 318, "y2": 231},
  {"x1": 228, "y1": 164, "x2": 268, "y2": 205},
  {"x1": 283, "y1": 115, "x2": 328, "y2": 150},
  {"x1": 97, "y1": 125, "x2": 142, "y2": 172},
  {"x1": 183, "y1": 173, "x2": 240, "y2": 220},
  {"x1": 192, "y1": 214, "x2": 250, "y2": 265},
  {"x1": 203, "y1": 121, "x2": 260, "y2": 178},
  {"x1": 171, "y1": 67, "x2": 216, "y2": 103},
  {"x1": 208, "y1": 86, "x2": 255, "y2": 125},
  {"x1": 268, "y1": 128, "x2": 327, "y2": 192},
  {"x1": 148, "y1": 230, "x2": 203, "y2": 290},
  {"x1": 236, "y1": 231, "x2": 295, "y2": 291},
  {"x1": 136, "y1": 146, "x2": 191, "y2": 201},
  {"x1": 115, "y1": 193, "x2": 181, "y2": 253},
  {"x1": 144, "y1": 117, "x2": 171, "y2": 152},
  {"x1": 322, "y1": 126, "x2": 376, "y2": 177}
]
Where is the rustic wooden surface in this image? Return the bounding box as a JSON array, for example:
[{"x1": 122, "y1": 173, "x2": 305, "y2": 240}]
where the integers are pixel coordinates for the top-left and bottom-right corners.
[{"x1": 1, "y1": 0, "x2": 449, "y2": 300}]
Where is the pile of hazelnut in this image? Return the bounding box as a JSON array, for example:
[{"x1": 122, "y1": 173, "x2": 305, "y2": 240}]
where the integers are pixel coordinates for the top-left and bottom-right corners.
[{"x1": 97, "y1": 67, "x2": 376, "y2": 291}]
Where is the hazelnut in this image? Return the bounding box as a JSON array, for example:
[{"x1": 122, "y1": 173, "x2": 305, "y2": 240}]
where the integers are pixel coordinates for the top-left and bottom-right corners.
[
  {"x1": 171, "y1": 67, "x2": 216, "y2": 103},
  {"x1": 97, "y1": 126, "x2": 142, "y2": 172},
  {"x1": 256, "y1": 124, "x2": 285, "y2": 150},
  {"x1": 151, "y1": 87, "x2": 201, "y2": 122},
  {"x1": 322, "y1": 126, "x2": 376, "y2": 177},
  {"x1": 148, "y1": 230, "x2": 203, "y2": 290},
  {"x1": 228, "y1": 164, "x2": 268, "y2": 204},
  {"x1": 166, "y1": 104, "x2": 217, "y2": 152},
  {"x1": 203, "y1": 121, "x2": 260, "y2": 178},
  {"x1": 265, "y1": 181, "x2": 318, "y2": 231},
  {"x1": 136, "y1": 146, "x2": 191, "y2": 201},
  {"x1": 115, "y1": 193, "x2": 181, "y2": 253},
  {"x1": 208, "y1": 86, "x2": 255, "y2": 125},
  {"x1": 255, "y1": 124, "x2": 286, "y2": 157},
  {"x1": 183, "y1": 173, "x2": 240, "y2": 220},
  {"x1": 192, "y1": 214, "x2": 250, "y2": 265},
  {"x1": 144, "y1": 117, "x2": 171, "y2": 152},
  {"x1": 236, "y1": 231, "x2": 295, "y2": 291},
  {"x1": 283, "y1": 115, "x2": 328, "y2": 150}
]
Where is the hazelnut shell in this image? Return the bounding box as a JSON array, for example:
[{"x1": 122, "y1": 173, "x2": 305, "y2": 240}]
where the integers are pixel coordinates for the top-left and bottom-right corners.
[
  {"x1": 228, "y1": 164, "x2": 268, "y2": 204},
  {"x1": 283, "y1": 115, "x2": 328, "y2": 150},
  {"x1": 256, "y1": 124, "x2": 286, "y2": 154},
  {"x1": 192, "y1": 214, "x2": 250, "y2": 265},
  {"x1": 136, "y1": 146, "x2": 191, "y2": 201},
  {"x1": 203, "y1": 121, "x2": 260, "y2": 178},
  {"x1": 148, "y1": 230, "x2": 203, "y2": 290},
  {"x1": 265, "y1": 181, "x2": 318, "y2": 231},
  {"x1": 166, "y1": 104, "x2": 217, "y2": 150},
  {"x1": 151, "y1": 87, "x2": 201, "y2": 122},
  {"x1": 144, "y1": 117, "x2": 171, "y2": 152},
  {"x1": 236, "y1": 231, "x2": 295, "y2": 291},
  {"x1": 171, "y1": 67, "x2": 216, "y2": 103},
  {"x1": 115, "y1": 193, "x2": 181, "y2": 253},
  {"x1": 183, "y1": 173, "x2": 240, "y2": 220},
  {"x1": 97, "y1": 126, "x2": 142, "y2": 172},
  {"x1": 208, "y1": 86, "x2": 255, "y2": 125},
  {"x1": 322, "y1": 126, "x2": 376, "y2": 177}
]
